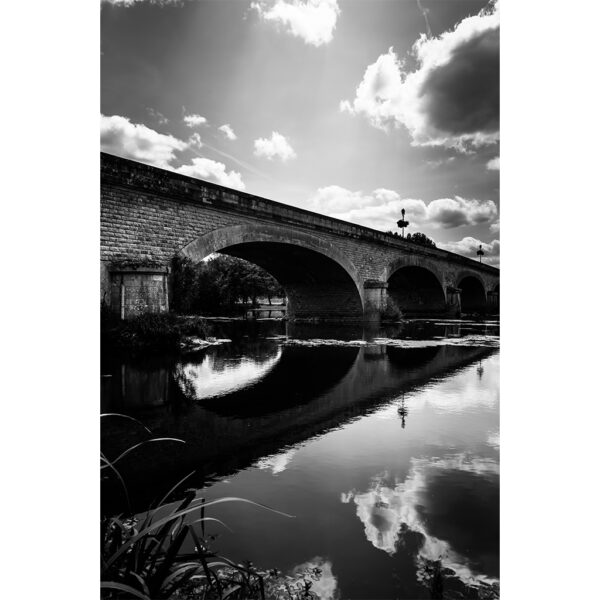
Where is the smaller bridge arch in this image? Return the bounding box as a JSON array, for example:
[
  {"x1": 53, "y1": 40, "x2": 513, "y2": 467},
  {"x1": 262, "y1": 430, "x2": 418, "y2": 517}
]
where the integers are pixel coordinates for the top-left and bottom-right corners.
[
  {"x1": 456, "y1": 271, "x2": 488, "y2": 314},
  {"x1": 385, "y1": 257, "x2": 447, "y2": 316},
  {"x1": 179, "y1": 224, "x2": 365, "y2": 321}
]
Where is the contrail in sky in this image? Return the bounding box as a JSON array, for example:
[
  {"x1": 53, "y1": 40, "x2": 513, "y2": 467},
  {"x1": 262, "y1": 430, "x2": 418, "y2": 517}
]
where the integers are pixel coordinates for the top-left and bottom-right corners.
[
  {"x1": 416, "y1": 0, "x2": 432, "y2": 37},
  {"x1": 202, "y1": 140, "x2": 276, "y2": 182}
]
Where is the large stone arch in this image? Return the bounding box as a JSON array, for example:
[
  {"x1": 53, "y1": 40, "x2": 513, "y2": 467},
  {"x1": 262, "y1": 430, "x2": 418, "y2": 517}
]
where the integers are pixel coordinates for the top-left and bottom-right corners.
[
  {"x1": 384, "y1": 256, "x2": 448, "y2": 316},
  {"x1": 179, "y1": 224, "x2": 365, "y2": 320}
]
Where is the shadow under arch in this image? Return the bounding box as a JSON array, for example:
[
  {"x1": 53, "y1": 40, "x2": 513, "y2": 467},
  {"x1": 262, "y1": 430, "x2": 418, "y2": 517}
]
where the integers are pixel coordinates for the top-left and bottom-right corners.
[
  {"x1": 179, "y1": 224, "x2": 364, "y2": 320},
  {"x1": 458, "y1": 274, "x2": 487, "y2": 313},
  {"x1": 386, "y1": 259, "x2": 447, "y2": 317}
]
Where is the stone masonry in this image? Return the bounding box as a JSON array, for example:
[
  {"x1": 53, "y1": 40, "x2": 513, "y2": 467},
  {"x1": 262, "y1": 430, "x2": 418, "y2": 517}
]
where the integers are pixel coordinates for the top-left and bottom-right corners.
[{"x1": 101, "y1": 153, "x2": 499, "y2": 320}]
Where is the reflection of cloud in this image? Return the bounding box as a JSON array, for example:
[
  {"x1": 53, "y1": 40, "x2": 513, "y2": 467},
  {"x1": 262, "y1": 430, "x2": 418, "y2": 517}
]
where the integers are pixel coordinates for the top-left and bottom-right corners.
[
  {"x1": 177, "y1": 348, "x2": 282, "y2": 400},
  {"x1": 341, "y1": 455, "x2": 498, "y2": 587},
  {"x1": 487, "y1": 430, "x2": 500, "y2": 449},
  {"x1": 291, "y1": 557, "x2": 339, "y2": 600},
  {"x1": 255, "y1": 448, "x2": 297, "y2": 475}
]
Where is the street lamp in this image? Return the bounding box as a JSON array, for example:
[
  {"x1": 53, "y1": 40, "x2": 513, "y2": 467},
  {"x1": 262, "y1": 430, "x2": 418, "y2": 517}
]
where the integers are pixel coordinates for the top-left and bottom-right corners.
[
  {"x1": 396, "y1": 209, "x2": 409, "y2": 238},
  {"x1": 477, "y1": 244, "x2": 484, "y2": 263}
]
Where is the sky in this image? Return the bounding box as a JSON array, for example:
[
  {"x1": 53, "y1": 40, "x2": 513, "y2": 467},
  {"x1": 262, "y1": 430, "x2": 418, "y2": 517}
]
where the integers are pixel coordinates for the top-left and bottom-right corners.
[{"x1": 101, "y1": 0, "x2": 500, "y2": 265}]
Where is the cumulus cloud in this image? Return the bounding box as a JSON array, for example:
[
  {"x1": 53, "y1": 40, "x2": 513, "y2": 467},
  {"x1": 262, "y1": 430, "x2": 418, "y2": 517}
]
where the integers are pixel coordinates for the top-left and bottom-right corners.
[
  {"x1": 187, "y1": 132, "x2": 203, "y2": 149},
  {"x1": 183, "y1": 113, "x2": 208, "y2": 128},
  {"x1": 438, "y1": 236, "x2": 500, "y2": 266},
  {"x1": 486, "y1": 156, "x2": 500, "y2": 170},
  {"x1": 100, "y1": 114, "x2": 187, "y2": 168},
  {"x1": 490, "y1": 220, "x2": 500, "y2": 234},
  {"x1": 251, "y1": 0, "x2": 340, "y2": 47},
  {"x1": 340, "y1": 2, "x2": 499, "y2": 150},
  {"x1": 101, "y1": 114, "x2": 247, "y2": 190},
  {"x1": 254, "y1": 131, "x2": 296, "y2": 161},
  {"x1": 175, "y1": 157, "x2": 245, "y2": 190},
  {"x1": 307, "y1": 185, "x2": 497, "y2": 232},
  {"x1": 218, "y1": 124, "x2": 237, "y2": 141}
]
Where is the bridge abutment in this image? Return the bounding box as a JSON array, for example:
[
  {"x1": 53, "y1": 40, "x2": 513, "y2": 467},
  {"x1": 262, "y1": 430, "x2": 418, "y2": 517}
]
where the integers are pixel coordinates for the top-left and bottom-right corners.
[{"x1": 103, "y1": 262, "x2": 169, "y2": 319}]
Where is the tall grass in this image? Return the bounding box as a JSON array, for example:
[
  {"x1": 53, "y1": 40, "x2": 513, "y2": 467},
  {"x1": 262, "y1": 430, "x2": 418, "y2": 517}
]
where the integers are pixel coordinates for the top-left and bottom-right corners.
[{"x1": 101, "y1": 414, "x2": 322, "y2": 600}]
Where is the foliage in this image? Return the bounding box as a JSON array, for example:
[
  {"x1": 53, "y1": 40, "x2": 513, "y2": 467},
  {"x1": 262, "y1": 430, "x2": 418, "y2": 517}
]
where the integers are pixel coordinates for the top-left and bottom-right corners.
[
  {"x1": 405, "y1": 232, "x2": 436, "y2": 248},
  {"x1": 171, "y1": 255, "x2": 285, "y2": 315},
  {"x1": 101, "y1": 312, "x2": 209, "y2": 353},
  {"x1": 101, "y1": 415, "x2": 326, "y2": 600}
]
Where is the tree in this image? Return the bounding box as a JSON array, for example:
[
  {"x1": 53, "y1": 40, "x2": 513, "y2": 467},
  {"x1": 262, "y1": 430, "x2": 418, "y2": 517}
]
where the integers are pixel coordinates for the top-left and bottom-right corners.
[
  {"x1": 171, "y1": 254, "x2": 285, "y2": 314},
  {"x1": 406, "y1": 232, "x2": 436, "y2": 247}
]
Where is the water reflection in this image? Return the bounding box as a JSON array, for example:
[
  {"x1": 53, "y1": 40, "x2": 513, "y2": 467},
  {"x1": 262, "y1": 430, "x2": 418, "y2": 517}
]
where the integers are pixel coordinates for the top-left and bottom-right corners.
[
  {"x1": 255, "y1": 447, "x2": 298, "y2": 475},
  {"x1": 101, "y1": 320, "x2": 499, "y2": 599},
  {"x1": 175, "y1": 346, "x2": 282, "y2": 400},
  {"x1": 289, "y1": 557, "x2": 339, "y2": 600},
  {"x1": 341, "y1": 454, "x2": 499, "y2": 588}
]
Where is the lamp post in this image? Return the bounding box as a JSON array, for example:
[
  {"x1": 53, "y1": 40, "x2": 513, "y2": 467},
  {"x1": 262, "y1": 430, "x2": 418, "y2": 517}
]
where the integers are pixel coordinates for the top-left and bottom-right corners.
[
  {"x1": 477, "y1": 244, "x2": 484, "y2": 263},
  {"x1": 396, "y1": 209, "x2": 409, "y2": 238}
]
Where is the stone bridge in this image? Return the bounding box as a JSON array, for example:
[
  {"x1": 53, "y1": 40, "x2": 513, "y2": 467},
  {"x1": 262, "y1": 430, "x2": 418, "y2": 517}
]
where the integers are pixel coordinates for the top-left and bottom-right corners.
[{"x1": 101, "y1": 153, "x2": 499, "y2": 321}]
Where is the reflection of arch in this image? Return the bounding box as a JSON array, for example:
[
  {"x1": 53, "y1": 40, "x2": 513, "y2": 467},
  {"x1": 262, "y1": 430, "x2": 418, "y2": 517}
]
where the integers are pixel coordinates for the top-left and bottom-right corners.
[
  {"x1": 387, "y1": 263, "x2": 447, "y2": 316},
  {"x1": 199, "y1": 345, "x2": 361, "y2": 417},
  {"x1": 458, "y1": 275, "x2": 487, "y2": 313},
  {"x1": 179, "y1": 225, "x2": 364, "y2": 320}
]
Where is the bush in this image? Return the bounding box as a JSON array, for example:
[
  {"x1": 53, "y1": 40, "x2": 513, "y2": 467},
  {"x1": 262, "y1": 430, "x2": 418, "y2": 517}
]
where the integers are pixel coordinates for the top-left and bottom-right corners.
[{"x1": 101, "y1": 313, "x2": 209, "y2": 353}]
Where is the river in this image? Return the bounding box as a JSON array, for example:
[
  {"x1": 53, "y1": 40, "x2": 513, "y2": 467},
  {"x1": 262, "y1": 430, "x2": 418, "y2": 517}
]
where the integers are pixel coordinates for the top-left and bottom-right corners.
[{"x1": 101, "y1": 319, "x2": 499, "y2": 599}]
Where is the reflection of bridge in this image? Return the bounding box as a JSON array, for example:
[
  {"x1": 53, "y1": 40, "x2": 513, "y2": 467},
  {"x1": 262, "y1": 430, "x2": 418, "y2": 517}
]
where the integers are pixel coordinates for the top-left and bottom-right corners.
[
  {"x1": 101, "y1": 338, "x2": 497, "y2": 512},
  {"x1": 101, "y1": 153, "x2": 499, "y2": 321}
]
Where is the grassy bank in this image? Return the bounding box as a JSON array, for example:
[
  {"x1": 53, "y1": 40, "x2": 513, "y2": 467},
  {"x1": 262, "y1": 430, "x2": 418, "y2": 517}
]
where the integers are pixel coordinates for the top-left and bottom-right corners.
[{"x1": 101, "y1": 311, "x2": 210, "y2": 354}]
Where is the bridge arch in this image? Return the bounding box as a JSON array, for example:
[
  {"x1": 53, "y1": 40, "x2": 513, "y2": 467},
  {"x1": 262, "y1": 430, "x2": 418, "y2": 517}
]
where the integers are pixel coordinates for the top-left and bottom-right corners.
[
  {"x1": 179, "y1": 224, "x2": 364, "y2": 320},
  {"x1": 457, "y1": 273, "x2": 487, "y2": 314},
  {"x1": 385, "y1": 258, "x2": 447, "y2": 316}
]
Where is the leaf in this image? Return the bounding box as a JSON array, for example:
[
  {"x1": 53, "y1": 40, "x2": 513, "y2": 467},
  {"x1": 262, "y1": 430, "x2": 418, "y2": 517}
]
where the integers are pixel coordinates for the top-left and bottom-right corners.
[
  {"x1": 156, "y1": 471, "x2": 197, "y2": 508},
  {"x1": 101, "y1": 438, "x2": 186, "y2": 470},
  {"x1": 101, "y1": 451, "x2": 130, "y2": 513},
  {"x1": 100, "y1": 581, "x2": 151, "y2": 600},
  {"x1": 222, "y1": 584, "x2": 242, "y2": 599},
  {"x1": 104, "y1": 498, "x2": 294, "y2": 571},
  {"x1": 100, "y1": 413, "x2": 153, "y2": 434}
]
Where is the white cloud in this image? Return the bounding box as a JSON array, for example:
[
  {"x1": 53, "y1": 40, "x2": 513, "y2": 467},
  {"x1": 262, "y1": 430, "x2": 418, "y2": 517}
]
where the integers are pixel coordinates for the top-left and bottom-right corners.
[
  {"x1": 175, "y1": 157, "x2": 245, "y2": 190},
  {"x1": 340, "y1": 3, "x2": 499, "y2": 151},
  {"x1": 253, "y1": 131, "x2": 296, "y2": 161},
  {"x1": 251, "y1": 0, "x2": 340, "y2": 47},
  {"x1": 486, "y1": 156, "x2": 500, "y2": 170},
  {"x1": 187, "y1": 132, "x2": 203, "y2": 149},
  {"x1": 490, "y1": 220, "x2": 500, "y2": 234},
  {"x1": 307, "y1": 186, "x2": 497, "y2": 231},
  {"x1": 218, "y1": 124, "x2": 237, "y2": 141},
  {"x1": 341, "y1": 456, "x2": 499, "y2": 588},
  {"x1": 100, "y1": 114, "x2": 187, "y2": 168},
  {"x1": 183, "y1": 113, "x2": 208, "y2": 128},
  {"x1": 438, "y1": 236, "x2": 500, "y2": 266},
  {"x1": 146, "y1": 107, "x2": 169, "y2": 125}
]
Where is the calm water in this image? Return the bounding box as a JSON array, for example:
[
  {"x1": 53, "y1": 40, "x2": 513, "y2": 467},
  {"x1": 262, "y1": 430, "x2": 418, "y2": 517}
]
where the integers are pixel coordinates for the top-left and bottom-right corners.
[{"x1": 101, "y1": 320, "x2": 499, "y2": 599}]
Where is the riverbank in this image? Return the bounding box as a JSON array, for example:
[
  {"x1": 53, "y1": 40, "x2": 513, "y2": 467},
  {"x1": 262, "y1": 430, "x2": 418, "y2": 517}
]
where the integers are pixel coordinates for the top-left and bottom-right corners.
[{"x1": 101, "y1": 311, "x2": 215, "y2": 354}]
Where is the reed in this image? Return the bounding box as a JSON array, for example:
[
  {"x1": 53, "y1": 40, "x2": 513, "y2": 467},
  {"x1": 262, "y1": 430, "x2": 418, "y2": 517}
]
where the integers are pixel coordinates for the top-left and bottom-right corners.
[{"x1": 101, "y1": 414, "x2": 321, "y2": 600}]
